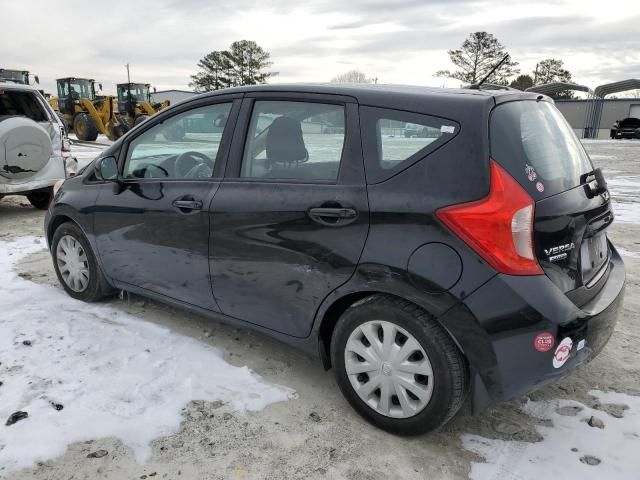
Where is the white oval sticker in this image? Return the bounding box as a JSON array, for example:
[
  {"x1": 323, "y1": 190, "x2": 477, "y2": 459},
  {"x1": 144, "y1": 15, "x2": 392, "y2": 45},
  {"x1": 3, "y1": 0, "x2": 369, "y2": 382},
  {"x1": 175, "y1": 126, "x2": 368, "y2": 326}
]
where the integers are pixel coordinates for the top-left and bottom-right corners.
[{"x1": 553, "y1": 337, "x2": 573, "y2": 368}]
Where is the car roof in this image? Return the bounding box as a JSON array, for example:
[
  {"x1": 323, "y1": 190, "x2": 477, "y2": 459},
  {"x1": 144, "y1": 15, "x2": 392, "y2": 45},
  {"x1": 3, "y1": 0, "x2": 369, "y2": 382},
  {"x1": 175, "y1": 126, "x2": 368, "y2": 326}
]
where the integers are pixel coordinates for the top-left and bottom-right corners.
[
  {"x1": 179, "y1": 83, "x2": 548, "y2": 119},
  {"x1": 196, "y1": 83, "x2": 544, "y2": 104}
]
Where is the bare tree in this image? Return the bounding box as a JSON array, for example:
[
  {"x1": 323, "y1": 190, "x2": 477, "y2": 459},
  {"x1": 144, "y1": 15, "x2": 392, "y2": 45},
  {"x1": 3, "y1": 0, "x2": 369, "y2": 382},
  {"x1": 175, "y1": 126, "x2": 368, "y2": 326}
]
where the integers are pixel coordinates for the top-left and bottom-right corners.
[{"x1": 330, "y1": 70, "x2": 372, "y2": 84}]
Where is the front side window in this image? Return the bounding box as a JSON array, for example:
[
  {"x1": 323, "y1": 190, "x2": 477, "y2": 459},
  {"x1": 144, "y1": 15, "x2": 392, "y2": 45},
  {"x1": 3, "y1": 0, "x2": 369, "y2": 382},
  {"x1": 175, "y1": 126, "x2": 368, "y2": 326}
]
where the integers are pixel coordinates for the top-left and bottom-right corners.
[
  {"x1": 360, "y1": 106, "x2": 459, "y2": 183},
  {"x1": 123, "y1": 102, "x2": 232, "y2": 179},
  {"x1": 241, "y1": 100, "x2": 345, "y2": 181}
]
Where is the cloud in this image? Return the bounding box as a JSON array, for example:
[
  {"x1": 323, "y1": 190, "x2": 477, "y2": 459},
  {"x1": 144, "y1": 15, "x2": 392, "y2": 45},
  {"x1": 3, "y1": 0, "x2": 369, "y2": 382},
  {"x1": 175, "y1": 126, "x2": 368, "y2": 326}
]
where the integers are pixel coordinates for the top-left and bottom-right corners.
[{"x1": 1, "y1": 0, "x2": 638, "y2": 95}]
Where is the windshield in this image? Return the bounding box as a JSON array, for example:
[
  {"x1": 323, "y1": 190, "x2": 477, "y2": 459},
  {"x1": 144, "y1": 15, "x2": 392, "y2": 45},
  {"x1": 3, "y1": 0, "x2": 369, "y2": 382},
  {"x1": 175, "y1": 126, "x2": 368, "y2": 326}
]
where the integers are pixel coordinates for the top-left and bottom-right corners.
[
  {"x1": 490, "y1": 100, "x2": 593, "y2": 199},
  {"x1": 59, "y1": 79, "x2": 94, "y2": 100},
  {"x1": 0, "y1": 70, "x2": 28, "y2": 84},
  {"x1": 118, "y1": 84, "x2": 149, "y2": 102}
]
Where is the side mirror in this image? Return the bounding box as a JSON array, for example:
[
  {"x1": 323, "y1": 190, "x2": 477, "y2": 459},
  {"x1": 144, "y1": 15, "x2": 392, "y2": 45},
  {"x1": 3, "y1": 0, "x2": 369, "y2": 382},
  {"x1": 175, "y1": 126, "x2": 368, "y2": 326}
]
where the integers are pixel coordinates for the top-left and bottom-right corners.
[
  {"x1": 34, "y1": 75, "x2": 40, "y2": 84},
  {"x1": 94, "y1": 156, "x2": 119, "y2": 182},
  {"x1": 99, "y1": 83, "x2": 103, "y2": 91}
]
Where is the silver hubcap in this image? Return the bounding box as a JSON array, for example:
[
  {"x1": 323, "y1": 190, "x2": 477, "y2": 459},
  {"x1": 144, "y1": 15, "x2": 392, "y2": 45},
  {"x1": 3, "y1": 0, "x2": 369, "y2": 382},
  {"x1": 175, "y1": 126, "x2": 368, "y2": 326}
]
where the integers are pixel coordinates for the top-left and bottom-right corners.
[
  {"x1": 345, "y1": 320, "x2": 434, "y2": 418},
  {"x1": 56, "y1": 235, "x2": 90, "y2": 292}
]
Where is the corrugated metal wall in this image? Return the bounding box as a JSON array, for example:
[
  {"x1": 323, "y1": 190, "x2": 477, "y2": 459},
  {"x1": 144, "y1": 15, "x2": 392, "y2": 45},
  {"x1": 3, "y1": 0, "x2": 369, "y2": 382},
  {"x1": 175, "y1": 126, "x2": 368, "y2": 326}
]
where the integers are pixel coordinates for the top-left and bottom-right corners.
[{"x1": 556, "y1": 99, "x2": 640, "y2": 138}]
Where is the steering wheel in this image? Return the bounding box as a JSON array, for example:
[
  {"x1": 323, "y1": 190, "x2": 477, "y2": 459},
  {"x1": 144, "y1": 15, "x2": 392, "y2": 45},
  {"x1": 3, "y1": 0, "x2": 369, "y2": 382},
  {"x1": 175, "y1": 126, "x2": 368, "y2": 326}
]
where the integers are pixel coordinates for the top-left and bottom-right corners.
[
  {"x1": 174, "y1": 151, "x2": 212, "y2": 178},
  {"x1": 142, "y1": 163, "x2": 170, "y2": 178}
]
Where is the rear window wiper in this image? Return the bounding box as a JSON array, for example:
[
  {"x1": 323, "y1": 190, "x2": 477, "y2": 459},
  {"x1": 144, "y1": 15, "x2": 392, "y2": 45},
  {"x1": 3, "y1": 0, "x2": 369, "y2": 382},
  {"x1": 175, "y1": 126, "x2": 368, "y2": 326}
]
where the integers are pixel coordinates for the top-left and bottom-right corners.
[{"x1": 580, "y1": 168, "x2": 608, "y2": 198}]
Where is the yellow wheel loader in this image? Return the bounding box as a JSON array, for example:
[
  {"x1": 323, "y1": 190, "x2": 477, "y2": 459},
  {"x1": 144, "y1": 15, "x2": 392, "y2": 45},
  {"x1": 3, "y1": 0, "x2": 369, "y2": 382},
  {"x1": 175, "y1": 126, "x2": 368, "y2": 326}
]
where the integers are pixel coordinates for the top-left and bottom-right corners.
[
  {"x1": 0, "y1": 69, "x2": 39, "y2": 85},
  {"x1": 116, "y1": 82, "x2": 170, "y2": 128},
  {"x1": 50, "y1": 77, "x2": 127, "y2": 141}
]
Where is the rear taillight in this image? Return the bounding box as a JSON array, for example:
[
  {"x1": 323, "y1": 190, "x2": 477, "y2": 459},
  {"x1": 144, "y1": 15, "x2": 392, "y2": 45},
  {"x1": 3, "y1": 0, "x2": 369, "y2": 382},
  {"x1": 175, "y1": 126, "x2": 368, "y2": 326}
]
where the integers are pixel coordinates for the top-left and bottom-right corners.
[
  {"x1": 436, "y1": 159, "x2": 543, "y2": 276},
  {"x1": 61, "y1": 131, "x2": 71, "y2": 158}
]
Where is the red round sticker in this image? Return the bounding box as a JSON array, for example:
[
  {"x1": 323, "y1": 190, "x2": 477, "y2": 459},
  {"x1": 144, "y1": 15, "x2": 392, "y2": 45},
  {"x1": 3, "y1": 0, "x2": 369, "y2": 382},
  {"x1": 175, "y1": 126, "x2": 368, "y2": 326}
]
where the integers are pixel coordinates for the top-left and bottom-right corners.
[{"x1": 534, "y1": 332, "x2": 555, "y2": 352}]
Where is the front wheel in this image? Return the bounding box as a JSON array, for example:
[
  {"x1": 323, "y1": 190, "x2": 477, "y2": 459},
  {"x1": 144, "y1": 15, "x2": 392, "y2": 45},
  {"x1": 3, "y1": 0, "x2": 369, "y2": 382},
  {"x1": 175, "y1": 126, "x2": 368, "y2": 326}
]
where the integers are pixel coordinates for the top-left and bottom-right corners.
[
  {"x1": 73, "y1": 113, "x2": 99, "y2": 141},
  {"x1": 51, "y1": 222, "x2": 113, "y2": 302},
  {"x1": 331, "y1": 295, "x2": 468, "y2": 435}
]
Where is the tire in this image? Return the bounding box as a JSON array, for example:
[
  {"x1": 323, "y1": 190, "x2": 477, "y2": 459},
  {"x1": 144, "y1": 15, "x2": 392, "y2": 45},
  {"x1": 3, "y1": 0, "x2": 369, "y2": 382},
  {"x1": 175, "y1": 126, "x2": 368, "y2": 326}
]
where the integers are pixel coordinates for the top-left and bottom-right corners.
[
  {"x1": 330, "y1": 294, "x2": 468, "y2": 435},
  {"x1": 51, "y1": 222, "x2": 113, "y2": 302},
  {"x1": 26, "y1": 187, "x2": 54, "y2": 210},
  {"x1": 73, "y1": 113, "x2": 98, "y2": 141},
  {"x1": 107, "y1": 122, "x2": 126, "y2": 141},
  {"x1": 134, "y1": 115, "x2": 150, "y2": 126}
]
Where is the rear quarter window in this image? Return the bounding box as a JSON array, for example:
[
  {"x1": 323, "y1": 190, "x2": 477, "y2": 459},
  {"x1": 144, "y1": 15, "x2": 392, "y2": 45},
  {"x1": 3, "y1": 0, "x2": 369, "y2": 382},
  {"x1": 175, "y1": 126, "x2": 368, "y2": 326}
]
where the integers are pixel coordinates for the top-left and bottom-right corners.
[
  {"x1": 490, "y1": 100, "x2": 593, "y2": 199},
  {"x1": 0, "y1": 90, "x2": 50, "y2": 122},
  {"x1": 360, "y1": 106, "x2": 459, "y2": 183}
]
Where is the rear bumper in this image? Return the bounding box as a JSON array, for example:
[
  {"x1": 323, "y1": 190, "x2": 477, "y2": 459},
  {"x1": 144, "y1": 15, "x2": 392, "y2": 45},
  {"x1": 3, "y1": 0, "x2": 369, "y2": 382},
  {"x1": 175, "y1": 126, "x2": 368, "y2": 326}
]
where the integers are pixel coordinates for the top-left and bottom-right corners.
[{"x1": 438, "y1": 244, "x2": 625, "y2": 413}]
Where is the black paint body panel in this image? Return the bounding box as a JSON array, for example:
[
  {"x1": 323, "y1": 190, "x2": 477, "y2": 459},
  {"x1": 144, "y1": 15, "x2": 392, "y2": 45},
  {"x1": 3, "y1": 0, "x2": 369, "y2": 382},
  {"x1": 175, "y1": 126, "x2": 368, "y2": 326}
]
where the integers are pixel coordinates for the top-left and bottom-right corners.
[{"x1": 44, "y1": 84, "x2": 625, "y2": 415}]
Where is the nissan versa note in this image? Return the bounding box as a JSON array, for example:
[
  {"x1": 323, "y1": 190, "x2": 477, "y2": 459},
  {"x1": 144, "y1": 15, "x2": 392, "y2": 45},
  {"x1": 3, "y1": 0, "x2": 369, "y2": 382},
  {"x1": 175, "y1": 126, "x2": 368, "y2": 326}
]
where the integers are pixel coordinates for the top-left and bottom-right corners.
[{"x1": 45, "y1": 84, "x2": 625, "y2": 434}]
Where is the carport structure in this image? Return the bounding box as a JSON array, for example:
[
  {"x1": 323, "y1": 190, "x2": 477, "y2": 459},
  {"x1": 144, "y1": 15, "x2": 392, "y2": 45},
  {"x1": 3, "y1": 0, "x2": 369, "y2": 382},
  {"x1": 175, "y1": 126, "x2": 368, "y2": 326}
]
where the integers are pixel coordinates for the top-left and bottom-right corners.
[
  {"x1": 585, "y1": 79, "x2": 640, "y2": 138},
  {"x1": 527, "y1": 79, "x2": 640, "y2": 138},
  {"x1": 526, "y1": 83, "x2": 594, "y2": 137}
]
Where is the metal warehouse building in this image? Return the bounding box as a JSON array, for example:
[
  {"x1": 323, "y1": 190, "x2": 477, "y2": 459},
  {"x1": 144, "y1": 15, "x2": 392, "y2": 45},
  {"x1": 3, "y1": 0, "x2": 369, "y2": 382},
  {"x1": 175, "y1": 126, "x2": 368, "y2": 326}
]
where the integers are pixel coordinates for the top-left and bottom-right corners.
[
  {"x1": 150, "y1": 89, "x2": 197, "y2": 106},
  {"x1": 528, "y1": 79, "x2": 640, "y2": 139},
  {"x1": 556, "y1": 98, "x2": 640, "y2": 139}
]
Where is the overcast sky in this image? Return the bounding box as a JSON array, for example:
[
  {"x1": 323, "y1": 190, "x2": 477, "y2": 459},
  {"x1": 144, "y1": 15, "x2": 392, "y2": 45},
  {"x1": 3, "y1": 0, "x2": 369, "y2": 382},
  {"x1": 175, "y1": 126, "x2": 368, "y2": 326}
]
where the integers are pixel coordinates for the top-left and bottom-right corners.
[{"x1": 2, "y1": 0, "x2": 638, "y2": 95}]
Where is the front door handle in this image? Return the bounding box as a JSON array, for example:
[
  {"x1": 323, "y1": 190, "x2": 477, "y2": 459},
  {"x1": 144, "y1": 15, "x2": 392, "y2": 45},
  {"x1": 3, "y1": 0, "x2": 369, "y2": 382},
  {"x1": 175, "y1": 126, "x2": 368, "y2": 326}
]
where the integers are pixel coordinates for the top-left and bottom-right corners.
[{"x1": 172, "y1": 199, "x2": 203, "y2": 211}]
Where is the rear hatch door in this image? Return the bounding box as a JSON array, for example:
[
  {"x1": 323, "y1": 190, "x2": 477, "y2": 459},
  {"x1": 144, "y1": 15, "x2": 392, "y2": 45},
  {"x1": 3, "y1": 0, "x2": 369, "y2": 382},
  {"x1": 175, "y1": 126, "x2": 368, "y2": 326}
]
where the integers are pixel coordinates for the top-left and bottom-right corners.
[{"x1": 490, "y1": 99, "x2": 613, "y2": 306}]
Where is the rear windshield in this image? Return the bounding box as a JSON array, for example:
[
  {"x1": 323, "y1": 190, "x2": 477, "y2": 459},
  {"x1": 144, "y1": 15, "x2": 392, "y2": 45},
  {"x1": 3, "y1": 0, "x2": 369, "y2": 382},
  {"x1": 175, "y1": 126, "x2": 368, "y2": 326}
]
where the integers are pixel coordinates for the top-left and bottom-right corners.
[
  {"x1": 0, "y1": 90, "x2": 50, "y2": 122},
  {"x1": 490, "y1": 100, "x2": 592, "y2": 198}
]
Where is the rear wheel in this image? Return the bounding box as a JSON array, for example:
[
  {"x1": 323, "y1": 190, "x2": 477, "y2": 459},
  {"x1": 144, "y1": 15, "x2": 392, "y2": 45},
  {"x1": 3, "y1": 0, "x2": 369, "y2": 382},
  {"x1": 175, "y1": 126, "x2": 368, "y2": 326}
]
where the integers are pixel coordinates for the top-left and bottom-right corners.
[
  {"x1": 331, "y1": 295, "x2": 468, "y2": 435},
  {"x1": 26, "y1": 187, "x2": 54, "y2": 210},
  {"x1": 73, "y1": 113, "x2": 98, "y2": 141},
  {"x1": 51, "y1": 222, "x2": 113, "y2": 302}
]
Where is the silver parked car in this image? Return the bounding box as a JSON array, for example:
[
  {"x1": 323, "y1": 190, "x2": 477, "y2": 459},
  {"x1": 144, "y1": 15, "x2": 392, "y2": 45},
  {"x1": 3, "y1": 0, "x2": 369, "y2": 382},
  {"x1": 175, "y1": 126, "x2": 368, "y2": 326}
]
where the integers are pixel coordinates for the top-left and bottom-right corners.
[{"x1": 0, "y1": 81, "x2": 75, "y2": 209}]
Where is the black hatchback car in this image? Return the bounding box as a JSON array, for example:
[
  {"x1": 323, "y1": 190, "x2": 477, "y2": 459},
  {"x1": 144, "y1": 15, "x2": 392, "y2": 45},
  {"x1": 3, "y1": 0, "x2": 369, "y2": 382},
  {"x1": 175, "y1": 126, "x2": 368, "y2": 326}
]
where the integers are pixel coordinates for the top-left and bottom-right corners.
[{"x1": 45, "y1": 84, "x2": 625, "y2": 434}]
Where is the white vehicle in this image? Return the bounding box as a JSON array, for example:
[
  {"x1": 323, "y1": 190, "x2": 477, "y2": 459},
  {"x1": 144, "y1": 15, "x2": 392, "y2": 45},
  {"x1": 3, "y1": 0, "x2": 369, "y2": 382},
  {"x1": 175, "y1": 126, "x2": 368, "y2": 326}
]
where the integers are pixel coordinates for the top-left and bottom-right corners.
[{"x1": 0, "y1": 82, "x2": 75, "y2": 209}]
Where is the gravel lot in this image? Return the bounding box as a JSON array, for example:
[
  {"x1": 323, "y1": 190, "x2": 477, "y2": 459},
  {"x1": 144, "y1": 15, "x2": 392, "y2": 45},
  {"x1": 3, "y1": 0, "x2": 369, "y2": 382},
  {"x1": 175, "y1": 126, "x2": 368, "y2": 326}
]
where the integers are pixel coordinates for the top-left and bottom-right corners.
[{"x1": 0, "y1": 140, "x2": 638, "y2": 479}]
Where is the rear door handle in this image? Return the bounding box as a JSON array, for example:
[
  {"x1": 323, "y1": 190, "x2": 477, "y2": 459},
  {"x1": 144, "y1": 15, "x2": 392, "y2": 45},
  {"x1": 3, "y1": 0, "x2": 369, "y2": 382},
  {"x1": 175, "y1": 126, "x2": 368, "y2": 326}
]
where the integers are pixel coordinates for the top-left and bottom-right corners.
[
  {"x1": 172, "y1": 199, "x2": 203, "y2": 211},
  {"x1": 307, "y1": 206, "x2": 358, "y2": 226},
  {"x1": 308, "y1": 207, "x2": 357, "y2": 219}
]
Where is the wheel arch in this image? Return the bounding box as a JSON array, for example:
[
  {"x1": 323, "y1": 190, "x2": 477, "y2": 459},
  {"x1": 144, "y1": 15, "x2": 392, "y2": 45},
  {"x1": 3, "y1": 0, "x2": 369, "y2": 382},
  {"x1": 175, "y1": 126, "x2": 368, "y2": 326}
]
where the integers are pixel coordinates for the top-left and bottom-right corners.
[
  {"x1": 47, "y1": 214, "x2": 76, "y2": 247},
  {"x1": 316, "y1": 290, "x2": 467, "y2": 371}
]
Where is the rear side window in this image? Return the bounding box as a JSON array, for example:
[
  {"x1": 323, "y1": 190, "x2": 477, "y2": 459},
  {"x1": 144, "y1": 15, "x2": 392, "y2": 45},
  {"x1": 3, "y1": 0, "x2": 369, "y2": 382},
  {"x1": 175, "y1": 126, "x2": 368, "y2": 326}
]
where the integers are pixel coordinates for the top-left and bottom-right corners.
[
  {"x1": 241, "y1": 100, "x2": 345, "y2": 182},
  {"x1": 0, "y1": 90, "x2": 49, "y2": 122},
  {"x1": 360, "y1": 106, "x2": 459, "y2": 183},
  {"x1": 490, "y1": 101, "x2": 592, "y2": 198}
]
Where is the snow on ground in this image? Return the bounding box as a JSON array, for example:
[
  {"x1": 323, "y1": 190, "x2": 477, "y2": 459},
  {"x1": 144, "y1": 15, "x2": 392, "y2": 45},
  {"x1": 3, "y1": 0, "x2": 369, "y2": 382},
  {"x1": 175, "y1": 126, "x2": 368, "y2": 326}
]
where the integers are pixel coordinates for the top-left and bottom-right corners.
[
  {"x1": 617, "y1": 246, "x2": 639, "y2": 258},
  {"x1": 612, "y1": 201, "x2": 640, "y2": 224},
  {"x1": 463, "y1": 391, "x2": 640, "y2": 480},
  {"x1": 68, "y1": 134, "x2": 112, "y2": 169},
  {"x1": 609, "y1": 176, "x2": 640, "y2": 225},
  {"x1": 607, "y1": 176, "x2": 640, "y2": 198},
  {"x1": 0, "y1": 237, "x2": 293, "y2": 473}
]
